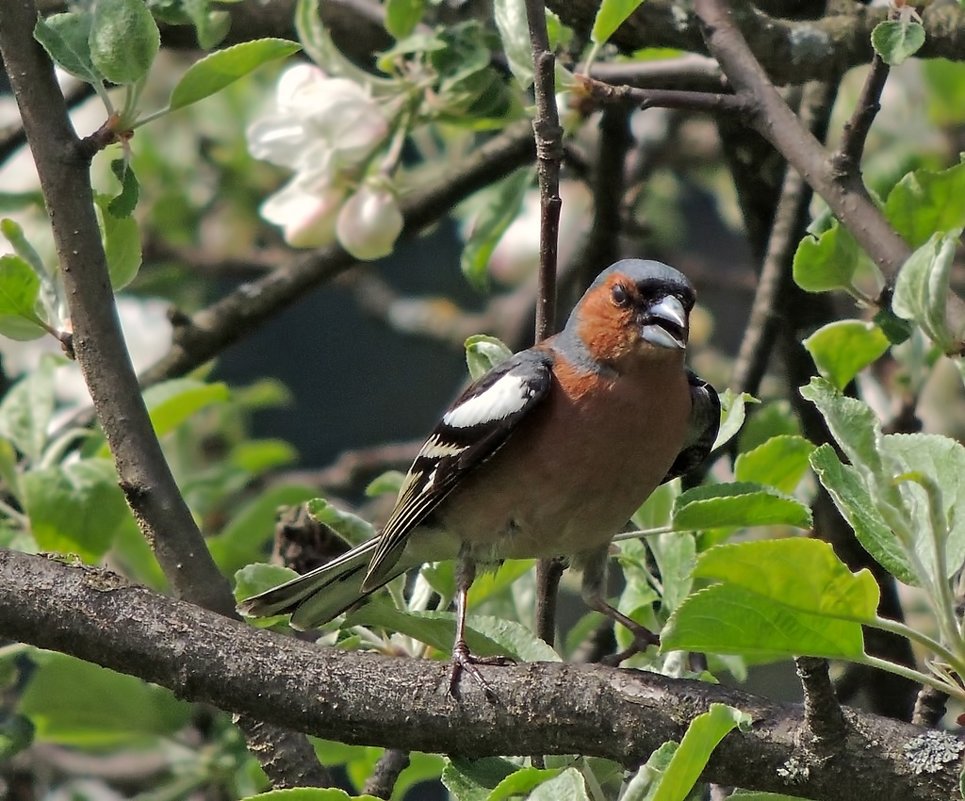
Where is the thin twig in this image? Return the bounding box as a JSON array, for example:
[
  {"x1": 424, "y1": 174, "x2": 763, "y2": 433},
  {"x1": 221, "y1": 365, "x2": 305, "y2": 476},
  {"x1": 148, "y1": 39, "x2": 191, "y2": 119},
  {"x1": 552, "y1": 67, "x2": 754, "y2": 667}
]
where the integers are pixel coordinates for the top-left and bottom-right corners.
[
  {"x1": 524, "y1": 0, "x2": 564, "y2": 648},
  {"x1": 577, "y1": 74, "x2": 751, "y2": 116},
  {"x1": 833, "y1": 54, "x2": 890, "y2": 174}
]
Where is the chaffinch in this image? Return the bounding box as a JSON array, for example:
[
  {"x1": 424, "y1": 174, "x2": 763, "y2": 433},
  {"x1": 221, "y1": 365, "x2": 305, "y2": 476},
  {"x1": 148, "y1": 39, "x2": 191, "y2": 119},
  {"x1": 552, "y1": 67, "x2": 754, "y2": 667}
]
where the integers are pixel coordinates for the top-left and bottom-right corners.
[{"x1": 241, "y1": 259, "x2": 719, "y2": 691}]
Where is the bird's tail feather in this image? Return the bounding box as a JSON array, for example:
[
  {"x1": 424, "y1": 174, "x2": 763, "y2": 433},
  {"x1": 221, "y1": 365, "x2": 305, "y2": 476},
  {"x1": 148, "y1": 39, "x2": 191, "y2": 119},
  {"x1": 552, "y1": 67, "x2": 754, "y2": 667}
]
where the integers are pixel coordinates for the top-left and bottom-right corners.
[{"x1": 239, "y1": 538, "x2": 407, "y2": 629}]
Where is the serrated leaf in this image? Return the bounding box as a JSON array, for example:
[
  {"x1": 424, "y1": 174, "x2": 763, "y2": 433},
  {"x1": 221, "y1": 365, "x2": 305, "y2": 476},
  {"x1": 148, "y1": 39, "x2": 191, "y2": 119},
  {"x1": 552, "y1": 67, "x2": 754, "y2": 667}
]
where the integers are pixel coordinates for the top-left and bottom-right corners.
[
  {"x1": 0, "y1": 356, "x2": 58, "y2": 463},
  {"x1": 591, "y1": 0, "x2": 645, "y2": 45},
  {"x1": 662, "y1": 583, "x2": 866, "y2": 660},
  {"x1": 652, "y1": 704, "x2": 750, "y2": 801},
  {"x1": 892, "y1": 230, "x2": 960, "y2": 353},
  {"x1": 734, "y1": 434, "x2": 815, "y2": 493},
  {"x1": 672, "y1": 482, "x2": 812, "y2": 531},
  {"x1": 19, "y1": 653, "x2": 190, "y2": 747},
  {"x1": 385, "y1": 0, "x2": 426, "y2": 39},
  {"x1": 460, "y1": 168, "x2": 531, "y2": 290},
  {"x1": 809, "y1": 444, "x2": 917, "y2": 585},
  {"x1": 33, "y1": 12, "x2": 102, "y2": 84},
  {"x1": 884, "y1": 160, "x2": 965, "y2": 247},
  {"x1": 465, "y1": 334, "x2": 513, "y2": 379},
  {"x1": 871, "y1": 19, "x2": 925, "y2": 66},
  {"x1": 712, "y1": 389, "x2": 756, "y2": 451},
  {"x1": 22, "y1": 459, "x2": 129, "y2": 561},
  {"x1": 803, "y1": 320, "x2": 891, "y2": 389},
  {"x1": 169, "y1": 39, "x2": 302, "y2": 111},
  {"x1": 792, "y1": 223, "x2": 861, "y2": 293},
  {"x1": 107, "y1": 159, "x2": 140, "y2": 218},
  {"x1": 493, "y1": 0, "x2": 534, "y2": 89},
  {"x1": 306, "y1": 497, "x2": 377, "y2": 546},
  {"x1": 693, "y1": 538, "x2": 880, "y2": 621},
  {"x1": 443, "y1": 757, "x2": 518, "y2": 801},
  {"x1": 89, "y1": 0, "x2": 160, "y2": 84}
]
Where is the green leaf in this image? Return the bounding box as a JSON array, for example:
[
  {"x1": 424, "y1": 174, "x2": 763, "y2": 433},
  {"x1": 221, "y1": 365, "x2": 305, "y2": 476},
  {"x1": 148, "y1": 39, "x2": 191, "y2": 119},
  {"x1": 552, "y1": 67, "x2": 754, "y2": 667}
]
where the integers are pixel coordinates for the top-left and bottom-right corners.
[
  {"x1": 1, "y1": 218, "x2": 51, "y2": 280},
  {"x1": 178, "y1": 0, "x2": 232, "y2": 50},
  {"x1": 0, "y1": 255, "x2": 45, "y2": 339},
  {"x1": 385, "y1": 0, "x2": 426, "y2": 38},
  {"x1": 712, "y1": 389, "x2": 756, "y2": 450},
  {"x1": 306, "y1": 497, "x2": 377, "y2": 546},
  {"x1": 922, "y1": 59, "x2": 965, "y2": 126},
  {"x1": 792, "y1": 223, "x2": 861, "y2": 293},
  {"x1": 345, "y1": 602, "x2": 559, "y2": 661},
  {"x1": 0, "y1": 191, "x2": 45, "y2": 212},
  {"x1": 883, "y1": 433, "x2": 965, "y2": 580},
  {"x1": 729, "y1": 793, "x2": 815, "y2": 801},
  {"x1": 662, "y1": 583, "x2": 866, "y2": 660},
  {"x1": 33, "y1": 12, "x2": 103, "y2": 85},
  {"x1": 234, "y1": 563, "x2": 299, "y2": 602},
  {"x1": 239, "y1": 789, "x2": 380, "y2": 801},
  {"x1": 652, "y1": 704, "x2": 750, "y2": 801},
  {"x1": 208, "y1": 485, "x2": 317, "y2": 574},
  {"x1": 803, "y1": 319, "x2": 890, "y2": 389},
  {"x1": 107, "y1": 158, "x2": 140, "y2": 218},
  {"x1": 734, "y1": 434, "x2": 815, "y2": 493},
  {"x1": 443, "y1": 757, "x2": 518, "y2": 801},
  {"x1": 467, "y1": 559, "x2": 535, "y2": 606},
  {"x1": 19, "y1": 652, "x2": 190, "y2": 747},
  {"x1": 528, "y1": 767, "x2": 590, "y2": 801},
  {"x1": 295, "y1": 0, "x2": 388, "y2": 87},
  {"x1": 460, "y1": 168, "x2": 532, "y2": 290},
  {"x1": 0, "y1": 356, "x2": 58, "y2": 463},
  {"x1": 465, "y1": 334, "x2": 514, "y2": 379},
  {"x1": 737, "y1": 400, "x2": 800, "y2": 453},
  {"x1": 169, "y1": 39, "x2": 302, "y2": 111},
  {"x1": 365, "y1": 469, "x2": 404, "y2": 497},
  {"x1": 884, "y1": 160, "x2": 965, "y2": 247},
  {"x1": 488, "y1": 767, "x2": 565, "y2": 801},
  {"x1": 672, "y1": 482, "x2": 812, "y2": 531},
  {"x1": 693, "y1": 539, "x2": 880, "y2": 621},
  {"x1": 892, "y1": 230, "x2": 961, "y2": 353},
  {"x1": 622, "y1": 741, "x2": 678, "y2": 801},
  {"x1": 22, "y1": 459, "x2": 129, "y2": 561},
  {"x1": 591, "y1": 0, "x2": 646, "y2": 45},
  {"x1": 871, "y1": 19, "x2": 925, "y2": 66},
  {"x1": 649, "y1": 531, "x2": 696, "y2": 614},
  {"x1": 230, "y1": 438, "x2": 299, "y2": 474},
  {"x1": 873, "y1": 306, "x2": 913, "y2": 346},
  {"x1": 809, "y1": 444, "x2": 917, "y2": 585},
  {"x1": 493, "y1": 0, "x2": 534, "y2": 89},
  {"x1": 89, "y1": 0, "x2": 160, "y2": 84},
  {"x1": 96, "y1": 198, "x2": 142, "y2": 290}
]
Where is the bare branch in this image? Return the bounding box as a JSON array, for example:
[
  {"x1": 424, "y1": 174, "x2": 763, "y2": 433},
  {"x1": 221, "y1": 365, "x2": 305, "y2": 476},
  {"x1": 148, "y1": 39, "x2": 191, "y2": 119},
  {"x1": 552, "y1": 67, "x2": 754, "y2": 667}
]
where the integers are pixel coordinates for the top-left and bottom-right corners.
[
  {"x1": 0, "y1": 549, "x2": 961, "y2": 801},
  {"x1": 578, "y1": 75, "x2": 752, "y2": 116},
  {"x1": 796, "y1": 656, "x2": 847, "y2": 747},
  {"x1": 834, "y1": 53, "x2": 891, "y2": 174}
]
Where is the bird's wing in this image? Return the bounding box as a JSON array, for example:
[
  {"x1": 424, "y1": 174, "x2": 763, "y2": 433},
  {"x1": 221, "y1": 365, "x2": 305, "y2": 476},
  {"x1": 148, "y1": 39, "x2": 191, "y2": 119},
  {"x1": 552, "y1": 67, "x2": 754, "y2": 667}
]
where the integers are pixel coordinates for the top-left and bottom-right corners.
[
  {"x1": 362, "y1": 349, "x2": 554, "y2": 589},
  {"x1": 662, "y1": 370, "x2": 720, "y2": 483}
]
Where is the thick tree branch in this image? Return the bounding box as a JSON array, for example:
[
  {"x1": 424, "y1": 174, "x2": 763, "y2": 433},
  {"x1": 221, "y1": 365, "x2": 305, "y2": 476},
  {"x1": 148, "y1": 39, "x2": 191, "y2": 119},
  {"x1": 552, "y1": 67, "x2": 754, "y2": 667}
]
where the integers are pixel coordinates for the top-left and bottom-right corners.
[
  {"x1": 549, "y1": 0, "x2": 965, "y2": 85},
  {"x1": 0, "y1": 1, "x2": 329, "y2": 787},
  {"x1": 0, "y1": 549, "x2": 960, "y2": 801}
]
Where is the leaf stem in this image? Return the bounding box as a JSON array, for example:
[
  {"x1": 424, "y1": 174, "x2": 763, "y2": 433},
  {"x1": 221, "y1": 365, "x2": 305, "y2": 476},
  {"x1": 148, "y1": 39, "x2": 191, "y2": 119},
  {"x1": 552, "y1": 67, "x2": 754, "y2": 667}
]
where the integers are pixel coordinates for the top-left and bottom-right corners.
[
  {"x1": 869, "y1": 615, "x2": 965, "y2": 678},
  {"x1": 855, "y1": 652, "x2": 965, "y2": 703},
  {"x1": 612, "y1": 526, "x2": 674, "y2": 542}
]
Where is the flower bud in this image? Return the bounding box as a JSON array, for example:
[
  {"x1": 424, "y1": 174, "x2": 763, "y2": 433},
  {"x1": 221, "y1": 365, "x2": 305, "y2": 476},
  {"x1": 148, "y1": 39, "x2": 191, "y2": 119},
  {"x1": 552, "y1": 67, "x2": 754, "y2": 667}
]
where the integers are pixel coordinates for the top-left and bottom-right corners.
[
  {"x1": 336, "y1": 181, "x2": 403, "y2": 261},
  {"x1": 261, "y1": 171, "x2": 344, "y2": 249}
]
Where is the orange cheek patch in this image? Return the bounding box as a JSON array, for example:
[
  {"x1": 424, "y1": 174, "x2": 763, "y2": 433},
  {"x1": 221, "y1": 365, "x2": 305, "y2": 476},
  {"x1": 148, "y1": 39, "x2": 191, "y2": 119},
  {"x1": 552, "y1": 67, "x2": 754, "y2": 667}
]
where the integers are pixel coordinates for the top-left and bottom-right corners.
[{"x1": 574, "y1": 285, "x2": 635, "y2": 364}]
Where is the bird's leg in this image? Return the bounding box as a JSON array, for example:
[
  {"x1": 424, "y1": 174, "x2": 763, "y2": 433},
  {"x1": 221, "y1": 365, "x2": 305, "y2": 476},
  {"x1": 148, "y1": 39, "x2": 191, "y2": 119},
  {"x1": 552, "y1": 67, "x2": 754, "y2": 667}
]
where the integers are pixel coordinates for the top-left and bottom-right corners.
[
  {"x1": 580, "y1": 546, "x2": 659, "y2": 666},
  {"x1": 448, "y1": 555, "x2": 513, "y2": 700}
]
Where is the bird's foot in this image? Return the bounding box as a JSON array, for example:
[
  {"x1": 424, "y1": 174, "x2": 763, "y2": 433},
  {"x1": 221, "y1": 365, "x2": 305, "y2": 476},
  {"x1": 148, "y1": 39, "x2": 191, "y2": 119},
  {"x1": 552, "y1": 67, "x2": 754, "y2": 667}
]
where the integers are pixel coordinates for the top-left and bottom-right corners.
[
  {"x1": 448, "y1": 639, "x2": 515, "y2": 701},
  {"x1": 601, "y1": 624, "x2": 660, "y2": 667}
]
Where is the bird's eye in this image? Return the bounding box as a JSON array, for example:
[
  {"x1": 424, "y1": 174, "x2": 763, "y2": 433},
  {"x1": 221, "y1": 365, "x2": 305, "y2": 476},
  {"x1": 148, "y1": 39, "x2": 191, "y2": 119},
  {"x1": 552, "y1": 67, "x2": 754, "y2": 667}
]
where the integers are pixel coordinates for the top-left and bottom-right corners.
[{"x1": 611, "y1": 284, "x2": 630, "y2": 307}]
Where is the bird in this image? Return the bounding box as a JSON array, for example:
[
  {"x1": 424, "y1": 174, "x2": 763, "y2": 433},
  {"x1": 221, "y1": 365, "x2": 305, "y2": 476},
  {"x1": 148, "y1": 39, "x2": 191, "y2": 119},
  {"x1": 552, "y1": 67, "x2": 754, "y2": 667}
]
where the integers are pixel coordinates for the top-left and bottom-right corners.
[{"x1": 241, "y1": 258, "x2": 719, "y2": 693}]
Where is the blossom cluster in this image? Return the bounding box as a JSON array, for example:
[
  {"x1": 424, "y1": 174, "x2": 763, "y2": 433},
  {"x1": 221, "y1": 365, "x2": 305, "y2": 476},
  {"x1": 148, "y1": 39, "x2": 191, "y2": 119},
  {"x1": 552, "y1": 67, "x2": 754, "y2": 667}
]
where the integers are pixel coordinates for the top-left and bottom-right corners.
[{"x1": 247, "y1": 64, "x2": 403, "y2": 260}]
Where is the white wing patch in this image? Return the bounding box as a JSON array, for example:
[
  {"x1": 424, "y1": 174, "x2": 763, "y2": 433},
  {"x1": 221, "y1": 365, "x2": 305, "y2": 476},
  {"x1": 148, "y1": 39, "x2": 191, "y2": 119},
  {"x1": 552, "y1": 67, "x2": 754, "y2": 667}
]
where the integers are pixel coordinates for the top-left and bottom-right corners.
[
  {"x1": 419, "y1": 435, "x2": 469, "y2": 459},
  {"x1": 442, "y1": 373, "x2": 531, "y2": 428}
]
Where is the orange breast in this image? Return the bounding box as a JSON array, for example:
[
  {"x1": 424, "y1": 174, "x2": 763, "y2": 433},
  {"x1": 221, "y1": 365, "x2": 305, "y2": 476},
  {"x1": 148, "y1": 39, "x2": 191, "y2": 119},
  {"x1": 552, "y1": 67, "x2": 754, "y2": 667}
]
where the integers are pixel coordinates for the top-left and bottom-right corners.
[{"x1": 436, "y1": 355, "x2": 692, "y2": 561}]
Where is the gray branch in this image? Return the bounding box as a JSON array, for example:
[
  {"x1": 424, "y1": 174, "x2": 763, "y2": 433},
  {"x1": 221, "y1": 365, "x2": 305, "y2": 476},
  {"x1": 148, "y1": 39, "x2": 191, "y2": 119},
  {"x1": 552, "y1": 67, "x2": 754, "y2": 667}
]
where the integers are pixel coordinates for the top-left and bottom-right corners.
[{"x1": 0, "y1": 549, "x2": 960, "y2": 801}]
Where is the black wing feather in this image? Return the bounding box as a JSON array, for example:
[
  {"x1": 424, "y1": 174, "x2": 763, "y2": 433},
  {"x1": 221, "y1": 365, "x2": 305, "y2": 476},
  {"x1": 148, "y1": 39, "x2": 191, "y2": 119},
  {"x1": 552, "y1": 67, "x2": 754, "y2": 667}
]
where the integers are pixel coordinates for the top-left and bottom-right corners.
[
  {"x1": 662, "y1": 370, "x2": 720, "y2": 483},
  {"x1": 362, "y1": 350, "x2": 553, "y2": 588}
]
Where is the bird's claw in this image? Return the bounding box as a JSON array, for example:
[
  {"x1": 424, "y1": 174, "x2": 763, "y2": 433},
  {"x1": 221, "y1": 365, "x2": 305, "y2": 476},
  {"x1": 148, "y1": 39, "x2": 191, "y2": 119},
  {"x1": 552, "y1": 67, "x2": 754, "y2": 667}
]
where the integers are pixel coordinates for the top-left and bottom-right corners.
[
  {"x1": 448, "y1": 639, "x2": 514, "y2": 701},
  {"x1": 601, "y1": 627, "x2": 660, "y2": 667}
]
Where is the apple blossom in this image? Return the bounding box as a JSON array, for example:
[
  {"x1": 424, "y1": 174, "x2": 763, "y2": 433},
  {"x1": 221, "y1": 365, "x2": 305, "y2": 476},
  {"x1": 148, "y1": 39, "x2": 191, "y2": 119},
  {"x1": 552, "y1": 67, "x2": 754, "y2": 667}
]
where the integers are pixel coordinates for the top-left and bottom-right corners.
[
  {"x1": 260, "y1": 170, "x2": 345, "y2": 249},
  {"x1": 336, "y1": 181, "x2": 404, "y2": 261}
]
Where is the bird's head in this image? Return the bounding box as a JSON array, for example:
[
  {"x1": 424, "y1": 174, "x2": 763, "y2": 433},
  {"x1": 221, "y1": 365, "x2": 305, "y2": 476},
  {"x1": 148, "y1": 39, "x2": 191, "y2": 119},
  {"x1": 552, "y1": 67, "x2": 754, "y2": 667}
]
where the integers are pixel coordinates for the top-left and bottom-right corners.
[{"x1": 565, "y1": 259, "x2": 696, "y2": 368}]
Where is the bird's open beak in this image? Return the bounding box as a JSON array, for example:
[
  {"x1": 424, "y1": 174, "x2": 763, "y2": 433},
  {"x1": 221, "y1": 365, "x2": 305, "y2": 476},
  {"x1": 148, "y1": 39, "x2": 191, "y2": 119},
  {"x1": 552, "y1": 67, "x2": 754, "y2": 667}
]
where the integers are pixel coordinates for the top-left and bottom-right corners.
[{"x1": 640, "y1": 295, "x2": 687, "y2": 350}]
